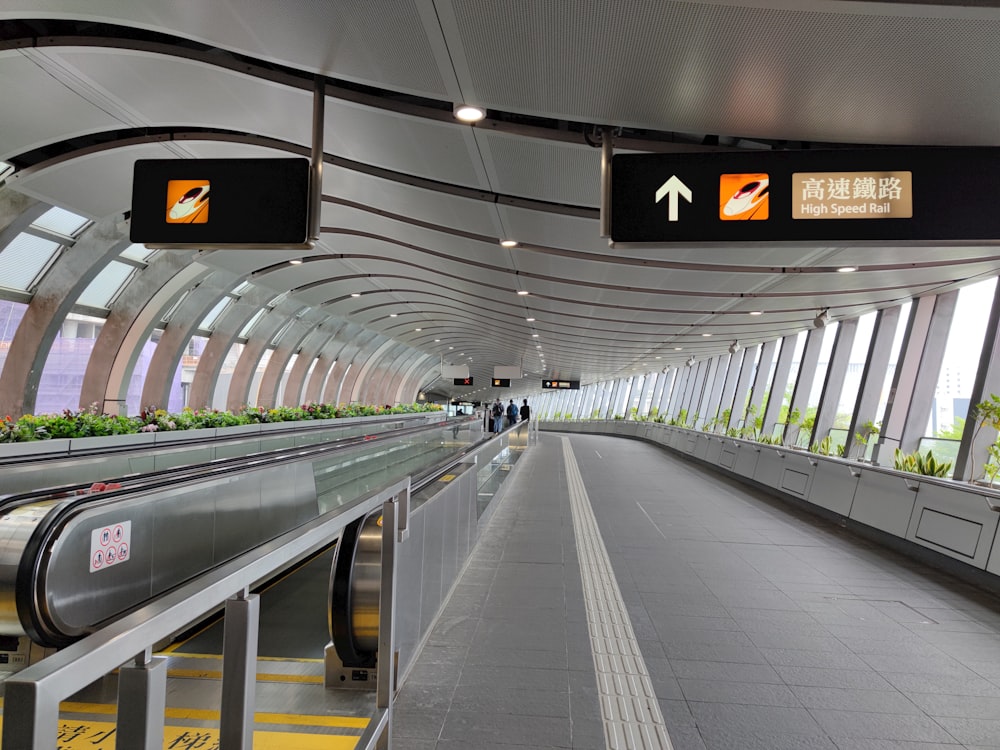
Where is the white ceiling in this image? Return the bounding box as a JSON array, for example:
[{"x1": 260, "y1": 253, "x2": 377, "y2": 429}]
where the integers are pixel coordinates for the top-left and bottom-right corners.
[{"x1": 2, "y1": 1, "x2": 1000, "y2": 398}]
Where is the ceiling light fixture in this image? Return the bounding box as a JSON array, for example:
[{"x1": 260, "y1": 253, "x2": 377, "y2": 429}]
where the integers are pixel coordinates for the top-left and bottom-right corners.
[
  {"x1": 814, "y1": 309, "x2": 831, "y2": 328},
  {"x1": 350, "y1": 293, "x2": 361, "y2": 297},
  {"x1": 532, "y1": 333, "x2": 539, "y2": 338},
  {"x1": 702, "y1": 333, "x2": 712, "y2": 337},
  {"x1": 517, "y1": 290, "x2": 530, "y2": 296},
  {"x1": 454, "y1": 104, "x2": 485, "y2": 123},
  {"x1": 728, "y1": 340, "x2": 741, "y2": 354},
  {"x1": 838, "y1": 266, "x2": 858, "y2": 273},
  {"x1": 674, "y1": 346, "x2": 683, "y2": 351},
  {"x1": 526, "y1": 317, "x2": 535, "y2": 322},
  {"x1": 289, "y1": 259, "x2": 303, "y2": 265},
  {"x1": 749, "y1": 311, "x2": 763, "y2": 316},
  {"x1": 415, "y1": 328, "x2": 422, "y2": 332},
  {"x1": 500, "y1": 239, "x2": 518, "y2": 248},
  {"x1": 686, "y1": 356, "x2": 697, "y2": 367},
  {"x1": 389, "y1": 313, "x2": 398, "y2": 318}
]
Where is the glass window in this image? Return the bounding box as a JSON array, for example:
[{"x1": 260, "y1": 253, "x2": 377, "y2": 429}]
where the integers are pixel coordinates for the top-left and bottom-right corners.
[
  {"x1": 35, "y1": 314, "x2": 106, "y2": 414},
  {"x1": 875, "y1": 302, "x2": 911, "y2": 425},
  {"x1": 277, "y1": 353, "x2": 298, "y2": 405},
  {"x1": 76, "y1": 261, "x2": 136, "y2": 308},
  {"x1": 198, "y1": 297, "x2": 232, "y2": 331},
  {"x1": 126, "y1": 334, "x2": 160, "y2": 416},
  {"x1": 239, "y1": 309, "x2": 266, "y2": 339},
  {"x1": 927, "y1": 279, "x2": 998, "y2": 447},
  {"x1": 808, "y1": 322, "x2": 838, "y2": 408},
  {"x1": 32, "y1": 206, "x2": 90, "y2": 237},
  {"x1": 213, "y1": 342, "x2": 245, "y2": 409},
  {"x1": 0, "y1": 300, "x2": 29, "y2": 379},
  {"x1": 248, "y1": 349, "x2": 273, "y2": 406},
  {"x1": 119, "y1": 243, "x2": 158, "y2": 262},
  {"x1": 0, "y1": 234, "x2": 62, "y2": 291}
]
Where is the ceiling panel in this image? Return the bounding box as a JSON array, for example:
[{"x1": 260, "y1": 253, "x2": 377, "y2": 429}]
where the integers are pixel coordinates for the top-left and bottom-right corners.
[{"x1": 0, "y1": 51, "x2": 124, "y2": 161}]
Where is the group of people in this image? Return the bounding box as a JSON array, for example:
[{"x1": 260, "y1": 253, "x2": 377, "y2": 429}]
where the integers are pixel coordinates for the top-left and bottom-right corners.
[{"x1": 490, "y1": 398, "x2": 529, "y2": 433}]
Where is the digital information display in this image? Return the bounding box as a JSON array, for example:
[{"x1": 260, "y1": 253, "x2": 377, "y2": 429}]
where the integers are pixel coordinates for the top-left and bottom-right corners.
[
  {"x1": 492, "y1": 378, "x2": 511, "y2": 387},
  {"x1": 453, "y1": 377, "x2": 474, "y2": 386},
  {"x1": 542, "y1": 380, "x2": 579, "y2": 390},
  {"x1": 611, "y1": 147, "x2": 1000, "y2": 243},
  {"x1": 131, "y1": 158, "x2": 311, "y2": 248}
]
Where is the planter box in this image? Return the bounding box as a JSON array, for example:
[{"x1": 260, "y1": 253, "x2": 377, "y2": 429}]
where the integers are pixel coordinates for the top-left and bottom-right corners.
[
  {"x1": 849, "y1": 469, "x2": 919, "y2": 537},
  {"x1": 0, "y1": 439, "x2": 71, "y2": 460},
  {"x1": 808, "y1": 459, "x2": 862, "y2": 516},
  {"x1": 904, "y1": 482, "x2": 1000, "y2": 568},
  {"x1": 69, "y1": 432, "x2": 156, "y2": 453}
]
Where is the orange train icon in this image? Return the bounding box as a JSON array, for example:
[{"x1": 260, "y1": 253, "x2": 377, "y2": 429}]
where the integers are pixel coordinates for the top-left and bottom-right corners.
[
  {"x1": 719, "y1": 173, "x2": 769, "y2": 220},
  {"x1": 166, "y1": 179, "x2": 210, "y2": 223}
]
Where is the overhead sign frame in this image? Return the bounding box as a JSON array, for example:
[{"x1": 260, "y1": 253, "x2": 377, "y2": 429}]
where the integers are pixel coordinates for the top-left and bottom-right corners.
[{"x1": 610, "y1": 147, "x2": 1000, "y2": 245}]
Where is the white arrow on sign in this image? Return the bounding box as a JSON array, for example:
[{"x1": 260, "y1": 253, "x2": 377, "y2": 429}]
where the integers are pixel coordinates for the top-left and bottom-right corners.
[{"x1": 654, "y1": 175, "x2": 693, "y2": 222}]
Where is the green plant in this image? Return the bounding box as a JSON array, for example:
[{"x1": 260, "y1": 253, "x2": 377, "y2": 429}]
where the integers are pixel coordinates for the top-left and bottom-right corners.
[
  {"x1": 971, "y1": 395, "x2": 1000, "y2": 482},
  {"x1": 810, "y1": 435, "x2": 833, "y2": 456},
  {"x1": 852, "y1": 419, "x2": 881, "y2": 459},
  {"x1": 894, "y1": 448, "x2": 952, "y2": 477},
  {"x1": 984, "y1": 443, "x2": 1000, "y2": 486}
]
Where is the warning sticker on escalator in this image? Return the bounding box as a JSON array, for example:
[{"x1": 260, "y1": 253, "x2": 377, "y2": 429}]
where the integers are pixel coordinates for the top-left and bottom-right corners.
[{"x1": 89, "y1": 520, "x2": 132, "y2": 573}]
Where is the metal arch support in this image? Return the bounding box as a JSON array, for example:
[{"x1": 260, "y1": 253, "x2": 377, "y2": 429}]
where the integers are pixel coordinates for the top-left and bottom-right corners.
[
  {"x1": 255, "y1": 310, "x2": 326, "y2": 407},
  {"x1": 79, "y1": 251, "x2": 204, "y2": 415},
  {"x1": 348, "y1": 338, "x2": 398, "y2": 404},
  {"x1": 394, "y1": 353, "x2": 437, "y2": 405},
  {"x1": 224, "y1": 299, "x2": 304, "y2": 410},
  {"x1": 186, "y1": 284, "x2": 275, "y2": 410},
  {"x1": 280, "y1": 325, "x2": 339, "y2": 406}
]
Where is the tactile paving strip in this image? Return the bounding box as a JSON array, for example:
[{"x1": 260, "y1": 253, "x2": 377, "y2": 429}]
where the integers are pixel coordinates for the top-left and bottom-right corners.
[{"x1": 562, "y1": 437, "x2": 674, "y2": 750}]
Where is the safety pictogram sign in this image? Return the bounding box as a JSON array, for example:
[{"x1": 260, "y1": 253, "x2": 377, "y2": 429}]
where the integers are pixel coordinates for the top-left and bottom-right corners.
[{"x1": 89, "y1": 520, "x2": 132, "y2": 573}]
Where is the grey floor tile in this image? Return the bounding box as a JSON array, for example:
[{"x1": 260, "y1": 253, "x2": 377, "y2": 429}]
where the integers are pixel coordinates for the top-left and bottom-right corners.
[
  {"x1": 881, "y1": 670, "x2": 1000, "y2": 697},
  {"x1": 773, "y1": 666, "x2": 895, "y2": 691},
  {"x1": 670, "y1": 659, "x2": 785, "y2": 684},
  {"x1": 450, "y1": 684, "x2": 571, "y2": 718},
  {"x1": 689, "y1": 701, "x2": 826, "y2": 736},
  {"x1": 440, "y1": 710, "x2": 573, "y2": 747},
  {"x1": 808, "y1": 709, "x2": 958, "y2": 743},
  {"x1": 679, "y1": 678, "x2": 802, "y2": 707},
  {"x1": 788, "y1": 686, "x2": 922, "y2": 714}
]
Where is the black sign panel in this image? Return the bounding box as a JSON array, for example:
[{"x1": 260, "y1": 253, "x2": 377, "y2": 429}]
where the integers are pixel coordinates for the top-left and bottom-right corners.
[
  {"x1": 542, "y1": 380, "x2": 579, "y2": 390},
  {"x1": 131, "y1": 158, "x2": 311, "y2": 247},
  {"x1": 611, "y1": 147, "x2": 1000, "y2": 244},
  {"x1": 453, "y1": 377, "x2": 474, "y2": 386},
  {"x1": 492, "y1": 378, "x2": 511, "y2": 388}
]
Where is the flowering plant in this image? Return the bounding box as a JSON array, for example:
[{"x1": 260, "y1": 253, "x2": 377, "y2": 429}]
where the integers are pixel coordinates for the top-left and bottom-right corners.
[{"x1": 0, "y1": 402, "x2": 441, "y2": 443}]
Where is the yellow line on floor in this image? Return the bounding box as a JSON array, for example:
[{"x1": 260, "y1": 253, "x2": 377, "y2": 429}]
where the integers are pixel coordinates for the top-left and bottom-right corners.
[
  {"x1": 165, "y1": 668, "x2": 323, "y2": 683},
  {"x1": 58, "y1": 702, "x2": 368, "y2": 728},
  {"x1": 160, "y1": 650, "x2": 322, "y2": 663},
  {"x1": 0, "y1": 717, "x2": 360, "y2": 749}
]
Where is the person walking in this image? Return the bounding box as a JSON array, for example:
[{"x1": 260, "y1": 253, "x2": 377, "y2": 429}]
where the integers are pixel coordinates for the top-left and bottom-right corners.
[
  {"x1": 491, "y1": 398, "x2": 504, "y2": 433},
  {"x1": 519, "y1": 398, "x2": 530, "y2": 422},
  {"x1": 506, "y1": 399, "x2": 519, "y2": 428}
]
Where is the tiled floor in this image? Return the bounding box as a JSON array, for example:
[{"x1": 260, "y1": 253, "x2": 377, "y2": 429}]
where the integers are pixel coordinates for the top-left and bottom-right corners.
[{"x1": 393, "y1": 432, "x2": 1000, "y2": 749}]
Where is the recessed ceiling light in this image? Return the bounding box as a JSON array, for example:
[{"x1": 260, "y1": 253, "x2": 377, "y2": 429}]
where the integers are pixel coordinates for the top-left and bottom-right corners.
[
  {"x1": 702, "y1": 333, "x2": 712, "y2": 337},
  {"x1": 536, "y1": 345, "x2": 542, "y2": 348},
  {"x1": 350, "y1": 293, "x2": 361, "y2": 297},
  {"x1": 526, "y1": 317, "x2": 535, "y2": 322},
  {"x1": 517, "y1": 290, "x2": 530, "y2": 296},
  {"x1": 674, "y1": 346, "x2": 683, "y2": 351},
  {"x1": 415, "y1": 328, "x2": 422, "y2": 332},
  {"x1": 532, "y1": 334, "x2": 539, "y2": 338},
  {"x1": 449, "y1": 346, "x2": 454, "y2": 350},
  {"x1": 390, "y1": 313, "x2": 398, "y2": 318},
  {"x1": 838, "y1": 266, "x2": 858, "y2": 273},
  {"x1": 289, "y1": 259, "x2": 303, "y2": 265},
  {"x1": 749, "y1": 311, "x2": 763, "y2": 316},
  {"x1": 655, "y1": 356, "x2": 662, "y2": 360},
  {"x1": 454, "y1": 104, "x2": 485, "y2": 122},
  {"x1": 500, "y1": 239, "x2": 518, "y2": 248},
  {"x1": 434, "y1": 339, "x2": 440, "y2": 342}
]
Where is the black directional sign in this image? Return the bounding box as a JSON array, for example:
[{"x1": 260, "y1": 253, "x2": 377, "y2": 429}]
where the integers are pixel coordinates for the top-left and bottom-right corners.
[
  {"x1": 453, "y1": 377, "x2": 474, "y2": 386},
  {"x1": 542, "y1": 380, "x2": 579, "y2": 390},
  {"x1": 492, "y1": 378, "x2": 511, "y2": 388},
  {"x1": 131, "y1": 158, "x2": 311, "y2": 248},
  {"x1": 611, "y1": 147, "x2": 1000, "y2": 244}
]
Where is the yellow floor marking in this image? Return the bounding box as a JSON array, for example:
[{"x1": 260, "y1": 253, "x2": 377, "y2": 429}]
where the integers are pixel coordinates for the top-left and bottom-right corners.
[
  {"x1": 0, "y1": 717, "x2": 359, "y2": 749},
  {"x1": 57, "y1": 702, "x2": 368, "y2": 729},
  {"x1": 166, "y1": 668, "x2": 323, "y2": 684},
  {"x1": 161, "y1": 650, "x2": 322, "y2": 663}
]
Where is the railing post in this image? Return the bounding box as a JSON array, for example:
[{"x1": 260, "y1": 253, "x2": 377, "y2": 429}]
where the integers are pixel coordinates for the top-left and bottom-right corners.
[
  {"x1": 117, "y1": 647, "x2": 168, "y2": 750},
  {"x1": 1, "y1": 680, "x2": 58, "y2": 750},
  {"x1": 220, "y1": 587, "x2": 260, "y2": 750}
]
